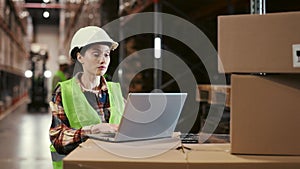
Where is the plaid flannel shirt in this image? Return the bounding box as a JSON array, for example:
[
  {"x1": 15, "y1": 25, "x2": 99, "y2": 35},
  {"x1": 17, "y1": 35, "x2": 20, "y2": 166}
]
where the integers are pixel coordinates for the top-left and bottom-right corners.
[{"x1": 49, "y1": 74, "x2": 110, "y2": 155}]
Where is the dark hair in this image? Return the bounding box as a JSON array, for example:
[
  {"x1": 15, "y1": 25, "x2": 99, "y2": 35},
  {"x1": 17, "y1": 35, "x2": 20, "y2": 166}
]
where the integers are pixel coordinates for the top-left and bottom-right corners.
[{"x1": 70, "y1": 47, "x2": 81, "y2": 60}]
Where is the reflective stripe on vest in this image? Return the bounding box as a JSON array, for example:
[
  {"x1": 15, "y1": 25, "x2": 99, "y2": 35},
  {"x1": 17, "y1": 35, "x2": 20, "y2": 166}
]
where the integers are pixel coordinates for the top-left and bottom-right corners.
[
  {"x1": 50, "y1": 144, "x2": 65, "y2": 162},
  {"x1": 50, "y1": 77, "x2": 124, "y2": 169},
  {"x1": 50, "y1": 144, "x2": 64, "y2": 169}
]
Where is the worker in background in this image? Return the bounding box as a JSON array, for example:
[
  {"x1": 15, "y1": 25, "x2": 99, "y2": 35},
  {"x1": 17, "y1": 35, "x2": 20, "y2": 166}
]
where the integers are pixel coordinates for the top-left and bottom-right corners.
[
  {"x1": 52, "y1": 55, "x2": 70, "y2": 91},
  {"x1": 48, "y1": 26, "x2": 124, "y2": 169}
]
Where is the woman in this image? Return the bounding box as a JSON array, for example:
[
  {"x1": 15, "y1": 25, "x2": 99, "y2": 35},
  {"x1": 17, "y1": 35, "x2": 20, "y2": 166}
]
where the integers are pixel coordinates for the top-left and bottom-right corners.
[{"x1": 49, "y1": 26, "x2": 124, "y2": 169}]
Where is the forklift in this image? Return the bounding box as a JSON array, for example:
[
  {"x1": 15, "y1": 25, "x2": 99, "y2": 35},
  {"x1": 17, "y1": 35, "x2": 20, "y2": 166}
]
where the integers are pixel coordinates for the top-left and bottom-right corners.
[{"x1": 27, "y1": 48, "x2": 49, "y2": 112}]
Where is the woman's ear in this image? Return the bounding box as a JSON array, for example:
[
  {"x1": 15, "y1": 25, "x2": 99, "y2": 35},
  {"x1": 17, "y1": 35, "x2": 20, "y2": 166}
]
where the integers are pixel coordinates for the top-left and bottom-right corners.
[{"x1": 77, "y1": 53, "x2": 84, "y2": 64}]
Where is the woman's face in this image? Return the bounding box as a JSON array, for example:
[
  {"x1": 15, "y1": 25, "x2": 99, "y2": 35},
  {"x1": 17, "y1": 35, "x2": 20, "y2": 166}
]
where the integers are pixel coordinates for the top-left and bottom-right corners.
[{"x1": 79, "y1": 43, "x2": 111, "y2": 76}]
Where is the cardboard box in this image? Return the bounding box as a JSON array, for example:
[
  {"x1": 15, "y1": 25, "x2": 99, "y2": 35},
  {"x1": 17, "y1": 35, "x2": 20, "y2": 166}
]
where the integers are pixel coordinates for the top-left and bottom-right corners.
[
  {"x1": 64, "y1": 140, "x2": 300, "y2": 169},
  {"x1": 188, "y1": 144, "x2": 300, "y2": 169},
  {"x1": 64, "y1": 139, "x2": 186, "y2": 169},
  {"x1": 231, "y1": 74, "x2": 300, "y2": 155},
  {"x1": 218, "y1": 12, "x2": 300, "y2": 73}
]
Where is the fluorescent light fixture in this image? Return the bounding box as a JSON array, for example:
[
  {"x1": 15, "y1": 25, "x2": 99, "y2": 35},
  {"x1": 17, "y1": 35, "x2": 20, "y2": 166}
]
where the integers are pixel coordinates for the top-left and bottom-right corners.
[
  {"x1": 24, "y1": 70, "x2": 33, "y2": 78},
  {"x1": 154, "y1": 37, "x2": 161, "y2": 59},
  {"x1": 43, "y1": 11, "x2": 50, "y2": 18},
  {"x1": 44, "y1": 70, "x2": 52, "y2": 78}
]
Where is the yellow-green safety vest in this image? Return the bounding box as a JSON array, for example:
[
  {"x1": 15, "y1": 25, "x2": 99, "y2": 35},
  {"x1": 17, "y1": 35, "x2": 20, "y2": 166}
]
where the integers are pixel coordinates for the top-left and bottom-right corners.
[{"x1": 50, "y1": 77, "x2": 124, "y2": 169}]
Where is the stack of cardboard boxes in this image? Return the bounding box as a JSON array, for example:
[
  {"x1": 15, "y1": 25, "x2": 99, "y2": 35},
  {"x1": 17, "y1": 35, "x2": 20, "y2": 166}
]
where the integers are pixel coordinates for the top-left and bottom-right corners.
[{"x1": 218, "y1": 11, "x2": 300, "y2": 155}]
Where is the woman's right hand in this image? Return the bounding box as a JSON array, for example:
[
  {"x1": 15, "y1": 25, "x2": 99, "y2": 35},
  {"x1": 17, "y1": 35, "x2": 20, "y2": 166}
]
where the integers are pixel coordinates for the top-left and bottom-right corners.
[
  {"x1": 82, "y1": 123, "x2": 119, "y2": 134},
  {"x1": 90, "y1": 123, "x2": 118, "y2": 134}
]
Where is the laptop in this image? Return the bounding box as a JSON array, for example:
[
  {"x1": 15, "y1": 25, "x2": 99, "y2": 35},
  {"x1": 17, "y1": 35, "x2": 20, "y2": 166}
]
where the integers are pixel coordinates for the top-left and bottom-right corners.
[{"x1": 87, "y1": 93, "x2": 187, "y2": 142}]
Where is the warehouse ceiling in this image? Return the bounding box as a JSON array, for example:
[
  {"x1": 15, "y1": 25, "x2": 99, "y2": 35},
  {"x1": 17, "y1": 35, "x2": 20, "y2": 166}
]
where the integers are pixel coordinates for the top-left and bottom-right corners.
[
  {"x1": 24, "y1": 0, "x2": 61, "y2": 25},
  {"x1": 23, "y1": 0, "x2": 300, "y2": 28}
]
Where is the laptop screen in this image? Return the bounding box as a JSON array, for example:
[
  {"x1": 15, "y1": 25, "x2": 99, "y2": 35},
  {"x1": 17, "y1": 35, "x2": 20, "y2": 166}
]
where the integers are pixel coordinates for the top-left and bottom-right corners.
[{"x1": 115, "y1": 93, "x2": 187, "y2": 141}]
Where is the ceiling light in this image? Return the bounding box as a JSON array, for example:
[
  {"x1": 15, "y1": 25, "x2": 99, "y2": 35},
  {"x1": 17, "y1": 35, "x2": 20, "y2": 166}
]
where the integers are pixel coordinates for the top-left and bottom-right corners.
[
  {"x1": 154, "y1": 37, "x2": 161, "y2": 59},
  {"x1": 88, "y1": 14, "x2": 94, "y2": 19},
  {"x1": 44, "y1": 70, "x2": 52, "y2": 78},
  {"x1": 24, "y1": 70, "x2": 33, "y2": 78},
  {"x1": 43, "y1": 11, "x2": 50, "y2": 19},
  {"x1": 43, "y1": 0, "x2": 50, "y2": 3}
]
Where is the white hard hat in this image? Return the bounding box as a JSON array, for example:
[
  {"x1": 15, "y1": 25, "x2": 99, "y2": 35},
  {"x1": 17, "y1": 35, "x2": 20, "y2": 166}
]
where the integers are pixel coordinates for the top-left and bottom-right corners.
[
  {"x1": 58, "y1": 55, "x2": 69, "y2": 65},
  {"x1": 69, "y1": 26, "x2": 118, "y2": 59}
]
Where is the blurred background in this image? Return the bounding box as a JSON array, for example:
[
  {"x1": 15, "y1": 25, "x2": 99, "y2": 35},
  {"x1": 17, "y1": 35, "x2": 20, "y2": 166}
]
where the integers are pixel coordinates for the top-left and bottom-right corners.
[{"x1": 0, "y1": 0, "x2": 300, "y2": 168}]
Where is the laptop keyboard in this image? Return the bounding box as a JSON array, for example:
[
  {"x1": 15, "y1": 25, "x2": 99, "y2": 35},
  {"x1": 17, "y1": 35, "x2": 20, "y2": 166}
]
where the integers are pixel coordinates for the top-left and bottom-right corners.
[{"x1": 100, "y1": 133, "x2": 116, "y2": 138}]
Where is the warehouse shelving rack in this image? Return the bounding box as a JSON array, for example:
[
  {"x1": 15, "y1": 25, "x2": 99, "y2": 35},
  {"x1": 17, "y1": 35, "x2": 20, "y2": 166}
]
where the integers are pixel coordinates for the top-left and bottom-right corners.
[{"x1": 0, "y1": 0, "x2": 30, "y2": 119}]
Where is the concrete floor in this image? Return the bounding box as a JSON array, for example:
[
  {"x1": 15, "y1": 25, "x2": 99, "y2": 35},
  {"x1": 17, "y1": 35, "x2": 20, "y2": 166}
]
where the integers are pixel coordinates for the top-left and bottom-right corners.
[{"x1": 0, "y1": 103, "x2": 53, "y2": 169}]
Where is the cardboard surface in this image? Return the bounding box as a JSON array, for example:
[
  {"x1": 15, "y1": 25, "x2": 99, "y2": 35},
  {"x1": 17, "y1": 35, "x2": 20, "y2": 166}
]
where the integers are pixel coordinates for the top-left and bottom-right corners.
[
  {"x1": 185, "y1": 143, "x2": 300, "y2": 169},
  {"x1": 63, "y1": 139, "x2": 186, "y2": 169},
  {"x1": 64, "y1": 139, "x2": 300, "y2": 169},
  {"x1": 218, "y1": 11, "x2": 300, "y2": 73},
  {"x1": 231, "y1": 74, "x2": 300, "y2": 155},
  {"x1": 188, "y1": 150, "x2": 300, "y2": 169}
]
